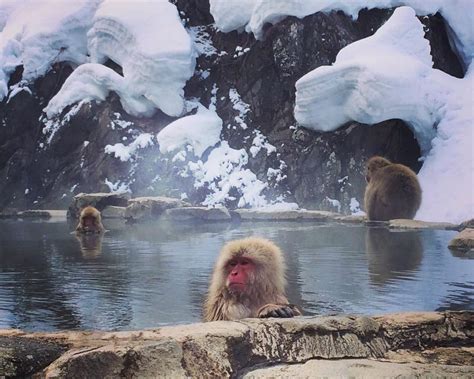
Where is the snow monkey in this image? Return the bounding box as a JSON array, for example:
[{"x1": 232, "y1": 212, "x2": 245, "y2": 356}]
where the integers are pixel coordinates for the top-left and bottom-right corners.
[
  {"x1": 76, "y1": 206, "x2": 105, "y2": 234},
  {"x1": 204, "y1": 237, "x2": 301, "y2": 321},
  {"x1": 364, "y1": 156, "x2": 422, "y2": 221}
]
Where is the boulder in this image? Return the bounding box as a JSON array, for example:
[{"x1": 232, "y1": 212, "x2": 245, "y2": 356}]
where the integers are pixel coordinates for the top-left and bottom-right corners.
[
  {"x1": 389, "y1": 219, "x2": 458, "y2": 230},
  {"x1": 164, "y1": 206, "x2": 231, "y2": 221},
  {"x1": 0, "y1": 311, "x2": 472, "y2": 378},
  {"x1": 68, "y1": 192, "x2": 131, "y2": 219},
  {"x1": 101, "y1": 206, "x2": 126, "y2": 219},
  {"x1": 124, "y1": 196, "x2": 190, "y2": 222},
  {"x1": 448, "y1": 228, "x2": 474, "y2": 251},
  {"x1": 0, "y1": 336, "x2": 67, "y2": 378}
]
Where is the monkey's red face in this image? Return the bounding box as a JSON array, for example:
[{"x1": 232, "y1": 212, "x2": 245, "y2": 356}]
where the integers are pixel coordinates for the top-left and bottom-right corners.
[
  {"x1": 226, "y1": 257, "x2": 255, "y2": 292},
  {"x1": 82, "y1": 216, "x2": 95, "y2": 228}
]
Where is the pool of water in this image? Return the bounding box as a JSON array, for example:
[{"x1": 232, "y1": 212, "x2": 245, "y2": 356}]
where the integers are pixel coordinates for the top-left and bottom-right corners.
[{"x1": 0, "y1": 219, "x2": 472, "y2": 331}]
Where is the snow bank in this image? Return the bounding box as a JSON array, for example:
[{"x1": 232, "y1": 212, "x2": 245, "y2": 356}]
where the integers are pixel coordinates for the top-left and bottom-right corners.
[
  {"x1": 157, "y1": 106, "x2": 222, "y2": 158},
  {"x1": 0, "y1": 0, "x2": 100, "y2": 100},
  {"x1": 209, "y1": 0, "x2": 473, "y2": 68},
  {"x1": 295, "y1": 7, "x2": 473, "y2": 223},
  {"x1": 87, "y1": 0, "x2": 195, "y2": 117},
  {"x1": 45, "y1": 0, "x2": 195, "y2": 118}
]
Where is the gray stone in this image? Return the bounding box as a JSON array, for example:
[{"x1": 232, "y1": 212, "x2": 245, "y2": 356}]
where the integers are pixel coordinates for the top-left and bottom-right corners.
[
  {"x1": 243, "y1": 358, "x2": 474, "y2": 378},
  {"x1": 449, "y1": 228, "x2": 474, "y2": 251},
  {"x1": 389, "y1": 219, "x2": 458, "y2": 230},
  {"x1": 164, "y1": 206, "x2": 231, "y2": 221},
  {"x1": 101, "y1": 206, "x2": 126, "y2": 219},
  {"x1": 125, "y1": 196, "x2": 190, "y2": 222},
  {"x1": 68, "y1": 192, "x2": 131, "y2": 219},
  {"x1": 0, "y1": 311, "x2": 472, "y2": 378},
  {"x1": 235, "y1": 209, "x2": 302, "y2": 221}
]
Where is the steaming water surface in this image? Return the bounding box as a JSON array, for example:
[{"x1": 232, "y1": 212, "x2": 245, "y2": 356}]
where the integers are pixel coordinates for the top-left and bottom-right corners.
[{"x1": 0, "y1": 219, "x2": 472, "y2": 331}]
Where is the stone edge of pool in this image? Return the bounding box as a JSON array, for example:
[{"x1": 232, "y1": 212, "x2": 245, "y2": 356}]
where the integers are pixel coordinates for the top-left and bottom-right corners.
[{"x1": 0, "y1": 311, "x2": 472, "y2": 378}]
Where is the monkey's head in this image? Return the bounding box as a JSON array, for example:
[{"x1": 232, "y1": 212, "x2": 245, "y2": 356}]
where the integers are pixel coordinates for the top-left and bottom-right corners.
[
  {"x1": 79, "y1": 206, "x2": 102, "y2": 232},
  {"x1": 214, "y1": 237, "x2": 286, "y2": 299},
  {"x1": 365, "y1": 156, "x2": 391, "y2": 183}
]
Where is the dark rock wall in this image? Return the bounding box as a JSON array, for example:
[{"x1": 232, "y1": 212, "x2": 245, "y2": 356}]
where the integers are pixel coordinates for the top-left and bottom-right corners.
[{"x1": 0, "y1": 2, "x2": 464, "y2": 212}]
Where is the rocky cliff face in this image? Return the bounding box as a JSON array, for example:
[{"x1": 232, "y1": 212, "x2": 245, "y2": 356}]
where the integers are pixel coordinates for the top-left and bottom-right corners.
[{"x1": 0, "y1": 1, "x2": 463, "y2": 212}]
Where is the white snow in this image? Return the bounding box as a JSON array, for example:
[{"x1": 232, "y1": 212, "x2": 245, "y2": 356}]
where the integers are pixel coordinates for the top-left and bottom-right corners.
[
  {"x1": 188, "y1": 141, "x2": 268, "y2": 208},
  {"x1": 43, "y1": 0, "x2": 195, "y2": 118},
  {"x1": 0, "y1": 0, "x2": 100, "y2": 100},
  {"x1": 209, "y1": 0, "x2": 473, "y2": 68},
  {"x1": 104, "y1": 179, "x2": 131, "y2": 193},
  {"x1": 294, "y1": 7, "x2": 473, "y2": 223},
  {"x1": 157, "y1": 106, "x2": 222, "y2": 158},
  {"x1": 325, "y1": 197, "x2": 341, "y2": 212},
  {"x1": 229, "y1": 88, "x2": 251, "y2": 130},
  {"x1": 105, "y1": 133, "x2": 154, "y2": 162}
]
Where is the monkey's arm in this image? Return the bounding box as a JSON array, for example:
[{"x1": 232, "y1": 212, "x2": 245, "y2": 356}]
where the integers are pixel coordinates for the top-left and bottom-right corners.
[{"x1": 257, "y1": 303, "x2": 301, "y2": 318}]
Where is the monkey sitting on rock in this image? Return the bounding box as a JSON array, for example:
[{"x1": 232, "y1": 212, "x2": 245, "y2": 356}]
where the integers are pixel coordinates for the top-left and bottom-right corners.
[
  {"x1": 204, "y1": 237, "x2": 301, "y2": 321},
  {"x1": 364, "y1": 156, "x2": 422, "y2": 221}
]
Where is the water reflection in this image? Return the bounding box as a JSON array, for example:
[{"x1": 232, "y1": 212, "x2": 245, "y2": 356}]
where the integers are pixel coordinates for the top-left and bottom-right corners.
[
  {"x1": 365, "y1": 228, "x2": 423, "y2": 285},
  {"x1": 0, "y1": 219, "x2": 472, "y2": 332},
  {"x1": 75, "y1": 233, "x2": 104, "y2": 259}
]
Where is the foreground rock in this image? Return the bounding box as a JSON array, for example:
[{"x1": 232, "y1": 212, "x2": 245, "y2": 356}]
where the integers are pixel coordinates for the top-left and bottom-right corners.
[
  {"x1": 0, "y1": 311, "x2": 472, "y2": 378},
  {"x1": 449, "y1": 228, "x2": 474, "y2": 251}
]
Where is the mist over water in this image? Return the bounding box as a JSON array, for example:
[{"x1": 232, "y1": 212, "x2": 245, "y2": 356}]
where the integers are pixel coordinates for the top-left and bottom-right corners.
[{"x1": 0, "y1": 219, "x2": 472, "y2": 332}]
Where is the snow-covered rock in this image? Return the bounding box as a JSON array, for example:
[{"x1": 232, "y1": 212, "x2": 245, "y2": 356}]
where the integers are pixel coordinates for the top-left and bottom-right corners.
[
  {"x1": 44, "y1": 0, "x2": 195, "y2": 118},
  {"x1": 0, "y1": 0, "x2": 100, "y2": 100},
  {"x1": 210, "y1": 0, "x2": 473, "y2": 68},
  {"x1": 294, "y1": 7, "x2": 473, "y2": 223}
]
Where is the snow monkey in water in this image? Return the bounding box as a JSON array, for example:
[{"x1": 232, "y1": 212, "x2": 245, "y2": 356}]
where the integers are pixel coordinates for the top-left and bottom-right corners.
[
  {"x1": 364, "y1": 156, "x2": 422, "y2": 221},
  {"x1": 76, "y1": 206, "x2": 105, "y2": 234},
  {"x1": 204, "y1": 237, "x2": 301, "y2": 321}
]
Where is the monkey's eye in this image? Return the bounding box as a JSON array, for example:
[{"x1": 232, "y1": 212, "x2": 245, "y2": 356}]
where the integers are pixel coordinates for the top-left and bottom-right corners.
[
  {"x1": 241, "y1": 259, "x2": 250, "y2": 266},
  {"x1": 228, "y1": 260, "x2": 237, "y2": 267}
]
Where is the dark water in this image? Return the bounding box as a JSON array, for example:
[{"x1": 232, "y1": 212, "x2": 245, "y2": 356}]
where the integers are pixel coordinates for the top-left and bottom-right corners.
[{"x1": 0, "y1": 219, "x2": 472, "y2": 332}]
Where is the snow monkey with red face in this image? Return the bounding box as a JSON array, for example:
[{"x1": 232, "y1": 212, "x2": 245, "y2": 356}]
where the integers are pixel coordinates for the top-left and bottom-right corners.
[
  {"x1": 364, "y1": 156, "x2": 422, "y2": 221},
  {"x1": 204, "y1": 237, "x2": 301, "y2": 321},
  {"x1": 76, "y1": 206, "x2": 105, "y2": 234}
]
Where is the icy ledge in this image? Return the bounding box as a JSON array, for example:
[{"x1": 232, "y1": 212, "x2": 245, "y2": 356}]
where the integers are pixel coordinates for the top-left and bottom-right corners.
[
  {"x1": 294, "y1": 7, "x2": 473, "y2": 224},
  {"x1": 45, "y1": 0, "x2": 195, "y2": 118}
]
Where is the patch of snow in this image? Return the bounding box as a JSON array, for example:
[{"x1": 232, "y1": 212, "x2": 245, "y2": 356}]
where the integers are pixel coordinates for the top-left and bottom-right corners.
[
  {"x1": 325, "y1": 196, "x2": 341, "y2": 212},
  {"x1": 105, "y1": 133, "x2": 154, "y2": 162},
  {"x1": 188, "y1": 26, "x2": 217, "y2": 57},
  {"x1": 250, "y1": 131, "x2": 277, "y2": 157},
  {"x1": 104, "y1": 179, "x2": 131, "y2": 193},
  {"x1": 188, "y1": 141, "x2": 268, "y2": 208},
  {"x1": 42, "y1": 100, "x2": 88, "y2": 143},
  {"x1": 294, "y1": 7, "x2": 473, "y2": 223},
  {"x1": 229, "y1": 88, "x2": 251, "y2": 129},
  {"x1": 7, "y1": 81, "x2": 32, "y2": 102},
  {"x1": 157, "y1": 105, "x2": 222, "y2": 158},
  {"x1": 350, "y1": 197, "x2": 365, "y2": 215}
]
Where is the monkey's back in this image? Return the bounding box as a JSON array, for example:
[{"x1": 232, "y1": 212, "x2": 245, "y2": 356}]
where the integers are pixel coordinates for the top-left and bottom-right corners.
[{"x1": 365, "y1": 164, "x2": 421, "y2": 221}]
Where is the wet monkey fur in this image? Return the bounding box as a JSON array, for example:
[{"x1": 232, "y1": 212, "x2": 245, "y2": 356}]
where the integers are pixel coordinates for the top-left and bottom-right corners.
[
  {"x1": 76, "y1": 206, "x2": 105, "y2": 234},
  {"x1": 204, "y1": 237, "x2": 301, "y2": 321},
  {"x1": 364, "y1": 156, "x2": 422, "y2": 221}
]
